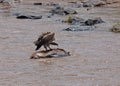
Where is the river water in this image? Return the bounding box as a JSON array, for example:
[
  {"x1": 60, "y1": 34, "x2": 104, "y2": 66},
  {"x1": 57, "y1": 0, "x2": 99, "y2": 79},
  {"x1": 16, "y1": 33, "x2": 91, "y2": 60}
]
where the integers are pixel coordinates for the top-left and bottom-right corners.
[{"x1": 0, "y1": 0, "x2": 120, "y2": 86}]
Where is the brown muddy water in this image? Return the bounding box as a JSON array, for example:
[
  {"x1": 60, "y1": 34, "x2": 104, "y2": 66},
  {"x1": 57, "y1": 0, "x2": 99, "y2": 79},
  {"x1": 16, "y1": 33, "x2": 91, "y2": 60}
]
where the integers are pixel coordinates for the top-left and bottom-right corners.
[{"x1": 0, "y1": 0, "x2": 120, "y2": 86}]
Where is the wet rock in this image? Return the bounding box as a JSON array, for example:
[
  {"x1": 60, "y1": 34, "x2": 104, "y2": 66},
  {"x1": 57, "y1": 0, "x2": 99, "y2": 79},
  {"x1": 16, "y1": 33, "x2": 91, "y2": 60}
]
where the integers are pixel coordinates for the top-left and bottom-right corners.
[
  {"x1": 103, "y1": 0, "x2": 118, "y2": 4},
  {"x1": 84, "y1": 17, "x2": 105, "y2": 26},
  {"x1": 33, "y1": 3, "x2": 42, "y2": 5},
  {"x1": 68, "y1": 2, "x2": 83, "y2": 8},
  {"x1": 85, "y1": 19, "x2": 95, "y2": 26},
  {"x1": 110, "y1": 22, "x2": 120, "y2": 33},
  {"x1": 50, "y1": 6, "x2": 64, "y2": 15},
  {"x1": 82, "y1": 0, "x2": 106, "y2": 7},
  {"x1": 63, "y1": 17, "x2": 104, "y2": 31},
  {"x1": 47, "y1": 15, "x2": 51, "y2": 18},
  {"x1": 30, "y1": 48, "x2": 70, "y2": 59},
  {"x1": 68, "y1": 1, "x2": 77, "y2": 4},
  {"x1": 64, "y1": 16, "x2": 104, "y2": 26},
  {"x1": 63, "y1": 28, "x2": 73, "y2": 31},
  {"x1": 0, "y1": 0, "x2": 4, "y2": 3},
  {"x1": 93, "y1": 0, "x2": 106, "y2": 7},
  {"x1": 63, "y1": 26, "x2": 94, "y2": 31},
  {"x1": 45, "y1": 2, "x2": 59, "y2": 6},
  {"x1": 50, "y1": 3, "x2": 59, "y2": 6},
  {"x1": 64, "y1": 8, "x2": 77, "y2": 15},
  {"x1": 50, "y1": 6, "x2": 77, "y2": 15},
  {"x1": 83, "y1": 1, "x2": 93, "y2": 7},
  {"x1": 64, "y1": 16, "x2": 85, "y2": 25},
  {"x1": 16, "y1": 15, "x2": 42, "y2": 19}
]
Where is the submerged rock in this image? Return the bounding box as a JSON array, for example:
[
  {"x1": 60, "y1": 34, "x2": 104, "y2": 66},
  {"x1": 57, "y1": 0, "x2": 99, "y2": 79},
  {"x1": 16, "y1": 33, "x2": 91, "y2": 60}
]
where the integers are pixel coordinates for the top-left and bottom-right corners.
[
  {"x1": 64, "y1": 8, "x2": 77, "y2": 15},
  {"x1": 63, "y1": 17, "x2": 104, "y2": 32},
  {"x1": 63, "y1": 26, "x2": 95, "y2": 31},
  {"x1": 64, "y1": 16, "x2": 104, "y2": 26},
  {"x1": 84, "y1": 17, "x2": 105, "y2": 26},
  {"x1": 50, "y1": 6, "x2": 77, "y2": 15},
  {"x1": 30, "y1": 48, "x2": 70, "y2": 59},
  {"x1": 0, "y1": 0, "x2": 4, "y2": 3},
  {"x1": 82, "y1": 0, "x2": 106, "y2": 7},
  {"x1": 66, "y1": 16, "x2": 85, "y2": 25},
  {"x1": 33, "y1": 3, "x2": 42, "y2": 5},
  {"x1": 110, "y1": 22, "x2": 120, "y2": 33},
  {"x1": 68, "y1": 2, "x2": 83, "y2": 8},
  {"x1": 83, "y1": 1, "x2": 93, "y2": 7},
  {"x1": 16, "y1": 15, "x2": 42, "y2": 19}
]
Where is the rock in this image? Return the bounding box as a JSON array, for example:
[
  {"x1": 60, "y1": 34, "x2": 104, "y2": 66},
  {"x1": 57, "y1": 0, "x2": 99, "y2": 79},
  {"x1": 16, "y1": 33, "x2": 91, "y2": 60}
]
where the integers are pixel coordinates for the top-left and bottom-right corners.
[
  {"x1": 50, "y1": 3, "x2": 59, "y2": 6},
  {"x1": 85, "y1": 19, "x2": 95, "y2": 26},
  {"x1": 50, "y1": 6, "x2": 77, "y2": 15},
  {"x1": 83, "y1": 1, "x2": 93, "y2": 7},
  {"x1": 64, "y1": 16, "x2": 104, "y2": 25},
  {"x1": 0, "y1": 0, "x2": 4, "y2": 3},
  {"x1": 82, "y1": 0, "x2": 106, "y2": 7},
  {"x1": 16, "y1": 15, "x2": 42, "y2": 19},
  {"x1": 68, "y1": 2, "x2": 83, "y2": 8},
  {"x1": 50, "y1": 6, "x2": 64, "y2": 15},
  {"x1": 63, "y1": 26, "x2": 94, "y2": 31},
  {"x1": 110, "y1": 22, "x2": 120, "y2": 33},
  {"x1": 63, "y1": 28, "x2": 73, "y2": 31},
  {"x1": 33, "y1": 3, "x2": 42, "y2": 5},
  {"x1": 93, "y1": 17, "x2": 105, "y2": 24},
  {"x1": 45, "y1": 2, "x2": 59, "y2": 6},
  {"x1": 93, "y1": 0, "x2": 106, "y2": 7},
  {"x1": 84, "y1": 17, "x2": 105, "y2": 26},
  {"x1": 105, "y1": 0, "x2": 118, "y2": 4},
  {"x1": 30, "y1": 48, "x2": 70, "y2": 59},
  {"x1": 64, "y1": 8, "x2": 77, "y2": 15},
  {"x1": 66, "y1": 16, "x2": 85, "y2": 25}
]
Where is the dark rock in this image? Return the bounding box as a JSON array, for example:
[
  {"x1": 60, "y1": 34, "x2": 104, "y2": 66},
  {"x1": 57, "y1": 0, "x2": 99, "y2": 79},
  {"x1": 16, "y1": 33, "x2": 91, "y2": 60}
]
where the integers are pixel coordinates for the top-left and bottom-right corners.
[
  {"x1": 16, "y1": 15, "x2": 30, "y2": 19},
  {"x1": 85, "y1": 19, "x2": 95, "y2": 26},
  {"x1": 50, "y1": 6, "x2": 77, "y2": 15},
  {"x1": 93, "y1": 1, "x2": 106, "y2": 7},
  {"x1": 45, "y1": 2, "x2": 59, "y2": 6},
  {"x1": 72, "y1": 3, "x2": 83, "y2": 8},
  {"x1": 84, "y1": 17, "x2": 105, "y2": 26},
  {"x1": 82, "y1": 0, "x2": 106, "y2": 7},
  {"x1": 68, "y1": 2, "x2": 77, "y2": 4},
  {"x1": 63, "y1": 28, "x2": 73, "y2": 31},
  {"x1": 63, "y1": 26, "x2": 94, "y2": 32},
  {"x1": 65, "y1": 16, "x2": 104, "y2": 26},
  {"x1": 65, "y1": 16, "x2": 85, "y2": 25},
  {"x1": 50, "y1": 6, "x2": 64, "y2": 15},
  {"x1": 64, "y1": 8, "x2": 77, "y2": 15},
  {"x1": 16, "y1": 15, "x2": 42, "y2": 19},
  {"x1": 71, "y1": 17, "x2": 85, "y2": 25},
  {"x1": 50, "y1": 3, "x2": 59, "y2": 6},
  {"x1": 68, "y1": 1, "x2": 83, "y2": 8},
  {"x1": 34, "y1": 3, "x2": 42, "y2": 5},
  {"x1": 0, "y1": 0, "x2": 4, "y2": 3},
  {"x1": 47, "y1": 15, "x2": 51, "y2": 18},
  {"x1": 83, "y1": 2, "x2": 93, "y2": 7},
  {"x1": 93, "y1": 17, "x2": 105, "y2": 24}
]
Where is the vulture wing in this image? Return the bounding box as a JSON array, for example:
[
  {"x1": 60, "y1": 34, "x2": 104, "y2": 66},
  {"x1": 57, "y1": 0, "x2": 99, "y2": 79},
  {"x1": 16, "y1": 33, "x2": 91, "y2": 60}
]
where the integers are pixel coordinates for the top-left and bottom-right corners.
[{"x1": 35, "y1": 32, "x2": 55, "y2": 50}]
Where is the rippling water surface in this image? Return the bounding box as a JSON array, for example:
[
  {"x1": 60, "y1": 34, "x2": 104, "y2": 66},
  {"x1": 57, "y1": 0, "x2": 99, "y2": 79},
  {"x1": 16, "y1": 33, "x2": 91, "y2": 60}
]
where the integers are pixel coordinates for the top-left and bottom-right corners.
[{"x1": 0, "y1": 0, "x2": 120, "y2": 86}]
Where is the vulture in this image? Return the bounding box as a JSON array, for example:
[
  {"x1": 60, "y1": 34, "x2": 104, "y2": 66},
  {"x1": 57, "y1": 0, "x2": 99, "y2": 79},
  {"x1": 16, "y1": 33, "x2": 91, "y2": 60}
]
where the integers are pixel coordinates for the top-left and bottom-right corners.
[{"x1": 34, "y1": 32, "x2": 58, "y2": 51}]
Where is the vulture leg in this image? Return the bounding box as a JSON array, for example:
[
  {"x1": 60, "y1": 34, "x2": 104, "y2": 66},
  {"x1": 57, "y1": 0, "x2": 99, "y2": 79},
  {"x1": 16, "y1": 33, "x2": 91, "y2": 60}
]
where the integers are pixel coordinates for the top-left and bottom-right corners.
[
  {"x1": 44, "y1": 45, "x2": 48, "y2": 51},
  {"x1": 48, "y1": 44, "x2": 52, "y2": 50}
]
